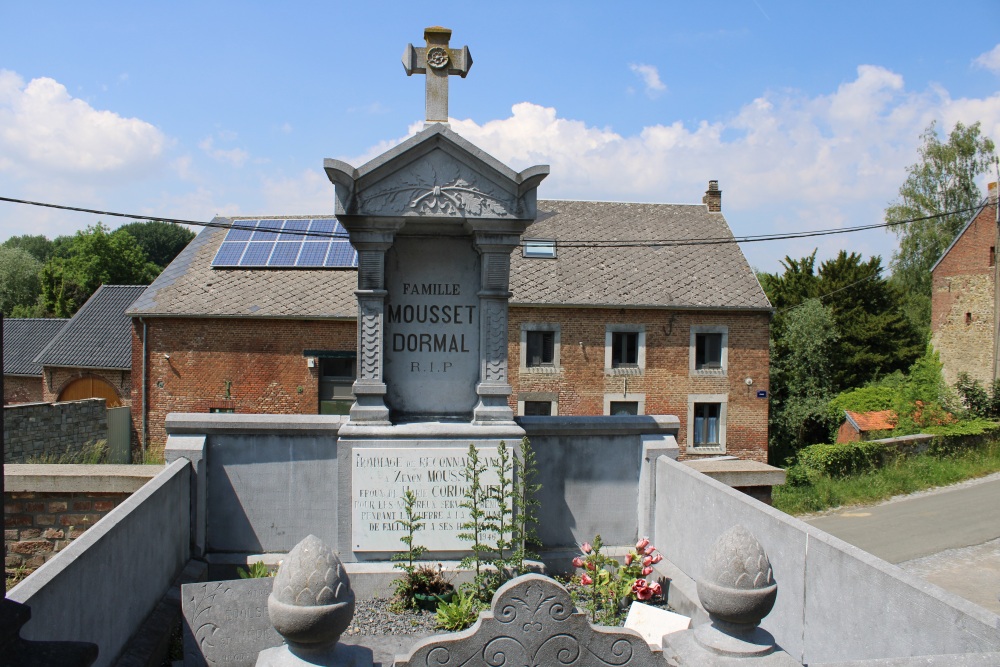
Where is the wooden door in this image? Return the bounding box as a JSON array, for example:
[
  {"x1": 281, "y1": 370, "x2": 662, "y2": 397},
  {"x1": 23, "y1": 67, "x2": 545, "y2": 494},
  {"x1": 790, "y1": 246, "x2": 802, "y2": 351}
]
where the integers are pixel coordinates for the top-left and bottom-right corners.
[{"x1": 58, "y1": 376, "x2": 122, "y2": 408}]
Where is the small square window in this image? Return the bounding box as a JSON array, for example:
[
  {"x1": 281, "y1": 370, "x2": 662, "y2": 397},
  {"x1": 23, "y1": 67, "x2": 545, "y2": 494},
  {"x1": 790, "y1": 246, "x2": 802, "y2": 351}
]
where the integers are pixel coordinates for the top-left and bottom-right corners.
[
  {"x1": 523, "y1": 401, "x2": 553, "y2": 416},
  {"x1": 526, "y1": 331, "x2": 555, "y2": 367},
  {"x1": 695, "y1": 333, "x2": 723, "y2": 370},
  {"x1": 318, "y1": 354, "x2": 356, "y2": 415},
  {"x1": 612, "y1": 332, "x2": 639, "y2": 367},
  {"x1": 610, "y1": 401, "x2": 639, "y2": 416},
  {"x1": 693, "y1": 403, "x2": 721, "y2": 445}
]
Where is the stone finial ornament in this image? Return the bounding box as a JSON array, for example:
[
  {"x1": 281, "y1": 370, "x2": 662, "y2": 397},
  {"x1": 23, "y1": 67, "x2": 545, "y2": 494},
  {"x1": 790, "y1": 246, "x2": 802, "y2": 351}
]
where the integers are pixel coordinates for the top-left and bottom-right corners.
[
  {"x1": 256, "y1": 535, "x2": 371, "y2": 667},
  {"x1": 697, "y1": 524, "x2": 777, "y2": 627},
  {"x1": 662, "y1": 526, "x2": 800, "y2": 665}
]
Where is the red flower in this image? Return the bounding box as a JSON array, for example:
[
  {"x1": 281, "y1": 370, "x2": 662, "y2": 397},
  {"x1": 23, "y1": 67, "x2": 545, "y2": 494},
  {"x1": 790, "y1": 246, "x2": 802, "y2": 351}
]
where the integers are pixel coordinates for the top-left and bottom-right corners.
[
  {"x1": 625, "y1": 553, "x2": 634, "y2": 566},
  {"x1": 581, "y1": 542, "x2": 592, "y2": 554},
  {"x1": 632, "y1": 579, "x2": 654, "y2": 600},
  {"x1": 651, "y1": 554, "x2": 663, "y2": 564},
  {"x1": 636, "y1": 537, "x2": 650, "y2": 550},
  {"x1": 642, "y1": 566, "x2": 653, "y2": 576},
  {"x1": 586, "y1": 561, "x2": 595, "y2": 571},
  {"x1": 572, "y1": 556, "x2": 584, "y2": 568},
  {"x1": 581, "y1": 573, "x2": 593, "y2": 585},
  {"x1": 642, "y1": 555, "x2": 652, "y2": 566},
  {"x1": 644, "y1": 545, "x2": 656, "y2": 555},
  {"x1": 649, "y1": 582, "x2": 663, "y2": 597}
]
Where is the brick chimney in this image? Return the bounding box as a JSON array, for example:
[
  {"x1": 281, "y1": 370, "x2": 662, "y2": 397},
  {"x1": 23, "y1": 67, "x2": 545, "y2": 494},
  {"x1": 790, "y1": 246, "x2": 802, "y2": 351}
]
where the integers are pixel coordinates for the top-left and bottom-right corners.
[{"x1": 703, "y1": 180, "x2": 722, "y2": 212}]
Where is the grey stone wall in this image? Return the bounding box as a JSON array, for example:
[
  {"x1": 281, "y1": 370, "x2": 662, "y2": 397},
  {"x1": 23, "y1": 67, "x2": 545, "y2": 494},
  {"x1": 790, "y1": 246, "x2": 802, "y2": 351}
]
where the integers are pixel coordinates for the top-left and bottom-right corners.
[
  {"x1": 163, "y1": 412, "x2": 680, "y2": 559},
  {"x1": 7, "y1": 459, "x2": 191, "y2": 667},
  {"x1": 3, "y1": 398, "x2": 108, "y2": 463},
  {"x1": 654, "y1": 456, "x2": 1000, "y2": 665}
]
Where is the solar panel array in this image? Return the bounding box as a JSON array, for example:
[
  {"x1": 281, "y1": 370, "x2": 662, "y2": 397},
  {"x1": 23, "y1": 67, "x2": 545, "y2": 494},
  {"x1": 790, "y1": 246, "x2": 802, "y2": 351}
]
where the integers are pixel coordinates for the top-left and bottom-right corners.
[{"x1": 211, "y1": 218, "x2": 358, "y2": 268}]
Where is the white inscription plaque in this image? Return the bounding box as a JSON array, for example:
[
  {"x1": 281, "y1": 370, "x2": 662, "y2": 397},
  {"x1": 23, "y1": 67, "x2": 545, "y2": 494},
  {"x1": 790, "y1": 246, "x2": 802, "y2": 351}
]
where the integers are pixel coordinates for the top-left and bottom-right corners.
[{"x1": 352, "y1": 446, "x2": 500, "y2": 552}]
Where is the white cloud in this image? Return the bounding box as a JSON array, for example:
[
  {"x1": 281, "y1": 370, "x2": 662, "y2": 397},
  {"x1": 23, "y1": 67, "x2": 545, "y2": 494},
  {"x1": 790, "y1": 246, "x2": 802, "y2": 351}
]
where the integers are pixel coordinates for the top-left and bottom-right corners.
[
  {"x1": 629, "y1": 63, "x2": 666, "y2": 97},
  {"x1": 198, "y1": 136, "x2": 249, "y2": 167},
  {"x1": 260, "y1": 169, "x2": 332, "y2": 214},
  {"x1": 0, "y1": 70, "x2": 166, "y2": 175},
  {"x1": 974, "y1": 44, "x2": 1000, "y2": 74}
]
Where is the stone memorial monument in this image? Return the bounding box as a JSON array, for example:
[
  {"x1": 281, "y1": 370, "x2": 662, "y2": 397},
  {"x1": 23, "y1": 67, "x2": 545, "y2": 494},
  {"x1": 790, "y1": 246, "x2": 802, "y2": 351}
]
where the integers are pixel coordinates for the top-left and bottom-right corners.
[
  {"x1": 325, "y1": 27, "x2": 548, "y2": 558},
  {"x1": 393, "y1": 574, "x2": 662, "y2": 667}
]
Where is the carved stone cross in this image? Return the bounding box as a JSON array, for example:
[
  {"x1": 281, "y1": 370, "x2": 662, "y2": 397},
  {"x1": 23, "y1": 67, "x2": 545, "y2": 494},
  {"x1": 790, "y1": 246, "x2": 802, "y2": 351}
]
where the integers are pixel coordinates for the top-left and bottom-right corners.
[{"x1": 402, "y1": 26, "x2": 472, "y2": 124}]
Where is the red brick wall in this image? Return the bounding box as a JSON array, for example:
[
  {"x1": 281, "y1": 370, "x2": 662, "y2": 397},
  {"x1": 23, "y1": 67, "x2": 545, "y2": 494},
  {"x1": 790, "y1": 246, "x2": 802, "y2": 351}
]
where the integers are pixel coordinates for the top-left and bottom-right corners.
[
  {"x1": 41, "y1": 367, "x2": 132, "y2": 406},
  {"x1": 508, "y1": 307, "x2": 771, "y2": 462},
  {"x1": 132, "y1": 309, "x2": 770, "y2": 463},
  {"x1": 131, "y1": 318, "x2": 356, "y2": 458},
  {"x1": 4, "y1": 491, "x2": 129, "y2": 570},
  {"x1": 3, "y1": 375, "x2": 43, "y2": 405},
  {"x1": 931, "y1": 203, "x2": 998, "y2": 387}
]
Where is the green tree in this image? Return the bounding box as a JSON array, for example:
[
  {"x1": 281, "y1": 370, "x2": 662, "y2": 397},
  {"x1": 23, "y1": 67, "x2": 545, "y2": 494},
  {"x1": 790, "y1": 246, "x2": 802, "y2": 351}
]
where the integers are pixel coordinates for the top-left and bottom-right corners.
[
  {"x1": 886, "y1": 121, "x2": 996, "y2": 331},
  {"x1": 769, "y1": 298, "x2": 839, "y2": 464},
  {"x1": 40, "y1": 223, "x2": 159, "y2": 317},
  {"x1": 764, "y1": 250, "x2": 923, "y2": 392},
  {"x1": 0, "y1": 247, "x2": 43, "y2": 316},
  {"x1": 116, "y1": 221, "x2": 195, "y2": 268},
  {"x1": 2, "y1": 234, "x2": 54, "y2": 263}
]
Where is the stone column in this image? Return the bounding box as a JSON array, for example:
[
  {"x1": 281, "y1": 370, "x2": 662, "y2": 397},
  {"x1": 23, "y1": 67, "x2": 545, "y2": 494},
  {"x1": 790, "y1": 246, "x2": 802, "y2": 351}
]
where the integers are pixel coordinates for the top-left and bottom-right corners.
[
  {"x1": 471, "y1": 232, "x2": 519, "y2": 423},
  {"x1": 349, "y1": 233, "x2": 395, "y2": 424}
]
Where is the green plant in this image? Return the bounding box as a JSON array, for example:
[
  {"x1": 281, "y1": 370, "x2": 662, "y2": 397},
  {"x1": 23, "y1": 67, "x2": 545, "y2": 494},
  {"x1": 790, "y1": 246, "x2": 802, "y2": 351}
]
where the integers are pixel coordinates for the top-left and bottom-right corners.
[
  {"x1": 25, "y1": 439, "x2": 108, "y2": 464},
  {"x1": 458, "y1": 444, "x2": 491, "y2": 598},
  {"x1": 797, "y1": 441, "x2": 894, "y2": 477},
  {"x1": 511, "y1": 436, "x2": 542, "y2": 576},
  {"x1": 390, "y1": 489, "x2": 437, "y2": 610},
  {"x1": 435, "y1": 589, "x2": 483, "y2": 631},
  {"x1": 392, "y1": 564, "x2": 454, "y2": 611},
  {"x1": 571, "y1": 535, "x2": 664, "y2": 624},
  {"x1": 237, "y1": 561, "x2": 273, "y2": 579}
]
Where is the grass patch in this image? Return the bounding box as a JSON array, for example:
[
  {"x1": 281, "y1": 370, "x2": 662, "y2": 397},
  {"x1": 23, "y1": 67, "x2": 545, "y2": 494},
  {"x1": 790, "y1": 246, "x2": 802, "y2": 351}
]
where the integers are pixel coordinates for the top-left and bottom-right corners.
[
  {"x1": 24, "y1": 439, "x2": 108, "y2": 464},
  {"x1": 774, "y1": 441, "x2": 1000, "y2": 515}
]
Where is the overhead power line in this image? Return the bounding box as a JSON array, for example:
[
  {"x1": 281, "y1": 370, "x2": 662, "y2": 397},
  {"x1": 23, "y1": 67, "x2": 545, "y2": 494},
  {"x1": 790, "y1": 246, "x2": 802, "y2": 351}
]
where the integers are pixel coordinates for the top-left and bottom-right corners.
[{"x1": 0, "y1": 195, "x2": 985, "y2": 249}]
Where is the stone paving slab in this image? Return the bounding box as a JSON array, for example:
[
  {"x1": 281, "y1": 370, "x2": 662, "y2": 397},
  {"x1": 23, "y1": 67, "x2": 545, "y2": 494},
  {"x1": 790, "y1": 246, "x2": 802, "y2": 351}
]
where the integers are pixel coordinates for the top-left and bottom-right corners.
[{"x1": 898, "y1": 537, "x2": 1000, "y2": 615}]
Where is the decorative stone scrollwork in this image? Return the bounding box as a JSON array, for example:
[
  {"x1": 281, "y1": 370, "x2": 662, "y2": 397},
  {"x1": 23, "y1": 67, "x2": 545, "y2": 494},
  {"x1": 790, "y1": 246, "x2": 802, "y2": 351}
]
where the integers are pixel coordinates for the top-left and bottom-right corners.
[
  {"x1": 394, "y1": 575, "x2": 659, "y2": 667},
  {"x1": 358, "y1": 151, "x2": 515, "y2": 218},
  {"x1": 359, "y1": 301, "x2": 382, "y2": 381},
  {"x1": 483, "y1": 300, "x2": 507, "y2": 383}
]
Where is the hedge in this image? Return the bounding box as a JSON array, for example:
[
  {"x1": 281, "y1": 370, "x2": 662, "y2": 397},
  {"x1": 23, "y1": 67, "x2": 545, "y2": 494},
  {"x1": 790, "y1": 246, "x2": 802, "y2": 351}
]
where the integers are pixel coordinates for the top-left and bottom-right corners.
[{"x1": 797, "y1": 441, "x2": 895, "y2": 478}]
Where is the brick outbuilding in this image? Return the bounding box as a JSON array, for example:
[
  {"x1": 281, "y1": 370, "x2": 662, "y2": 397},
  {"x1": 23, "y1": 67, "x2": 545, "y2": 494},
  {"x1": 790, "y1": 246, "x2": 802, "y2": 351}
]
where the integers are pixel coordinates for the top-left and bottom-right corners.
[{"x1": 930, "y1": 185, "x2": 999, "y2": 388}]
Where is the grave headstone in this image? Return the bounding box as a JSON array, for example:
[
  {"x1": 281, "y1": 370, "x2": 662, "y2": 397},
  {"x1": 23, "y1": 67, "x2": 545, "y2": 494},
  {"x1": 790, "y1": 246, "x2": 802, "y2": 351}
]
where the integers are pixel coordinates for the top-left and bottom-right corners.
[
  {"x1": 326, "y1": 28, "x2": 549, "y2": 559},
  {"x1": 351, "y1": 446, "x2": 499, "y2": 552},
  {"x1": 393, "y1": 574, "x2": 662, "y2": 667},
  {"x1": 182, "y1": 578, "x2": 282, "y2": 667}
]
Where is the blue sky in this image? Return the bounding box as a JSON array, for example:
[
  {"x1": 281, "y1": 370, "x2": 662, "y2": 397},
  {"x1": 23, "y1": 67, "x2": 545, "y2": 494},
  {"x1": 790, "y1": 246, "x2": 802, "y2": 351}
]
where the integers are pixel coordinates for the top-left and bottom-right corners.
[{"x1": 1, "y1": 1, "x2": 999, "y2": 272}]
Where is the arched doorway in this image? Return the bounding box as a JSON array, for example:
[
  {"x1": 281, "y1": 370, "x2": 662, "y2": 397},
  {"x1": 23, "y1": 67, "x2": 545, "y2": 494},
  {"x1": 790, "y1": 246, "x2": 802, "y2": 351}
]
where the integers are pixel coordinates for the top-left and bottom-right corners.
[{"x1": 58, "y1": 376, "x2": 122, "y2": 408}]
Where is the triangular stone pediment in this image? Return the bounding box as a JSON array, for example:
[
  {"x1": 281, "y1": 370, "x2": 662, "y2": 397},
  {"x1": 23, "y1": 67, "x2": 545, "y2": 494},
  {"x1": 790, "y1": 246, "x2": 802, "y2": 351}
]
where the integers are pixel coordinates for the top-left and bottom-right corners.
[{"x1": 325, "y1": 124, "x2": 547, "y2": 220}]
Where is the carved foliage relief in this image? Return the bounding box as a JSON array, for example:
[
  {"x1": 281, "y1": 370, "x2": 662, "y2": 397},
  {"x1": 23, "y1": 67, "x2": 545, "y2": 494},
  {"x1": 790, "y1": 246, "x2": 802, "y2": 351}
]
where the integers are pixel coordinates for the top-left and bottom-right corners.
[
  {"x1": 395, "y1": 575, "x2": 659, "y2": 667},
  {"x1": 358, "y1": 150, "x2": 516, "y2": 218}
]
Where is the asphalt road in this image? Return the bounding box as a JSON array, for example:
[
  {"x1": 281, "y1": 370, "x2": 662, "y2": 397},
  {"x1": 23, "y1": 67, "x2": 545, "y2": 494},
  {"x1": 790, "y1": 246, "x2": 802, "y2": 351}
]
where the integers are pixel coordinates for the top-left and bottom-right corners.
[
  {"x1": 804, "y1": 474, "x2": 1000, "y2": 613},
  {"x1": 804, "y1": 474, "x2": 1000, "y2": 564}
]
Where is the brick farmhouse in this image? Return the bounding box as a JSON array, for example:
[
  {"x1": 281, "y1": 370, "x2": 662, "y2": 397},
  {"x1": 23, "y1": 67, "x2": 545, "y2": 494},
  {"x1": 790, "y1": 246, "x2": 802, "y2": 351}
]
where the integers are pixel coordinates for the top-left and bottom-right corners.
[
  {"x1": 127, "y1": 182, "x2": 772, "y2": 462},
  {"x1": 930, "y1": 185, "x2": 999, "y2": 388}
]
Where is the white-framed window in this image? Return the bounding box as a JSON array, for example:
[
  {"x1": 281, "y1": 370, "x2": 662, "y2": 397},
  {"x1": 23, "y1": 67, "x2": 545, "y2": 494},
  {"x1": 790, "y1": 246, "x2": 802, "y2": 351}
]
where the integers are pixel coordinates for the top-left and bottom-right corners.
[
  {"x1": 605, "y1": 324, "x2": 646, "y2": 375},
  {"x1": 604, "y1": 392, "x2": 646, "y2": 415},
  {"x1": 517, "y1": 392, "x2": 559, "y2": 416},
  {"x1": 687, "y1": 393, "x2": 728, "y2": 453},
  {"x1": 519, "y1": 323, "x2": 561, "y2": 374},
  {"x1": 690, "y1": 325, "x2": 728, "y2": 376}
]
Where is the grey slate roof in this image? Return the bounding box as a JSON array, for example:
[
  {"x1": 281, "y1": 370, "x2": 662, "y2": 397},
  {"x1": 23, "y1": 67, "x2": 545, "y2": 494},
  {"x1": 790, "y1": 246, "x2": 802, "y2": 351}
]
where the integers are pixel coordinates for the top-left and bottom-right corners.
[
  {"x1": 128, "y1": 221, "x2": 358, "y2": 319},
  {"x1": 512, "y1": 200, "x2": 770, "y2": 309},
  {"x1": 34, "y1": 285, "x2": 147, "y2": 370},
  {"x1": 2, "y1": 318, "x2": 68, "y2": 376},
  {"x1": 128, "y1": 201, "x2": 771, "y2": 318}
]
